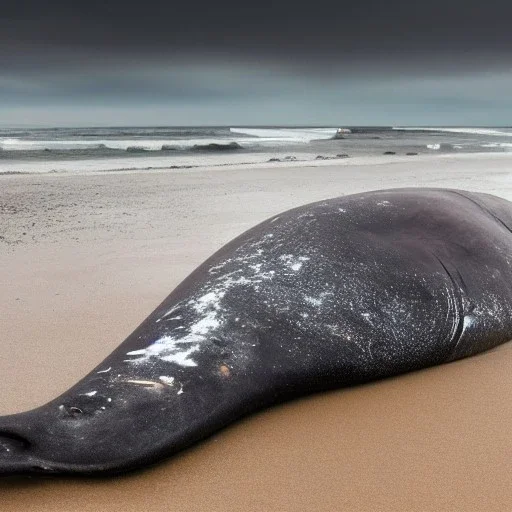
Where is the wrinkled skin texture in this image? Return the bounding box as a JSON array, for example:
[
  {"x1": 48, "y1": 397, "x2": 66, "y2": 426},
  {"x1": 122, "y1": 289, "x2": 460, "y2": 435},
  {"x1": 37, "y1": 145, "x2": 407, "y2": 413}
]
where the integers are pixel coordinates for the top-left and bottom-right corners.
[{"x1": 2, "y1": 188, "x2": 512, "y2": 476}]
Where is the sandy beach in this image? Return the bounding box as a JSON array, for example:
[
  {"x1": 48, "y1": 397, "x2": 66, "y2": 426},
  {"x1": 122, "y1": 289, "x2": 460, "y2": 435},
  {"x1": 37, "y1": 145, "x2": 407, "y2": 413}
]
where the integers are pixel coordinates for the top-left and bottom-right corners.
[{"x1": 1, "y1": 154, "x2": 511, "y2": 511}]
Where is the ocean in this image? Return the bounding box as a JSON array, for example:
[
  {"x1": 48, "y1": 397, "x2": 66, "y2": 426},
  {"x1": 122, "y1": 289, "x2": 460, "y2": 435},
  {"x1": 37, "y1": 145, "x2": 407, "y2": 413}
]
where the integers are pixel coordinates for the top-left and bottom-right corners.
[{"x1": 1, "y1": 126, "x2": 512, "y2": 174}]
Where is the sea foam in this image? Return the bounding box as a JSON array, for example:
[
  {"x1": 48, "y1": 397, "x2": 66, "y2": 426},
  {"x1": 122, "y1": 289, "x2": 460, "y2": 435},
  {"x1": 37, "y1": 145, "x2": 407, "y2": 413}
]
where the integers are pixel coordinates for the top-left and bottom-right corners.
[
  {"x1": 394, "y1": 127, "x2": 512, "y2": 137},
  {"x1": 230, "y1": 127, "x2": 338, "y2": 144},
  {"x1": 0, "y1": 127, "x2": 337, "y2": 152}
]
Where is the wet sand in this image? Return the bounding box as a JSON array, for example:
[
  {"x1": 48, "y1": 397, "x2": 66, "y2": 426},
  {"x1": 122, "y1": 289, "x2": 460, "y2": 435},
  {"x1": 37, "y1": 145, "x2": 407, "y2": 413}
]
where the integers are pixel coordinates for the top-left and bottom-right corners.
[{"x1": 1, "y1": 155, "x2": 511, "y2": 511}]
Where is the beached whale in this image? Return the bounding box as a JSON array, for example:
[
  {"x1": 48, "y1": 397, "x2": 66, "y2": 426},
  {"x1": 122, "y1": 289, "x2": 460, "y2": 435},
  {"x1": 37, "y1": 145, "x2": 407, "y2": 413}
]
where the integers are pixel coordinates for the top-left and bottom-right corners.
[{"x1": 1, "y1": 188, "x2": 512, "y2": 476}]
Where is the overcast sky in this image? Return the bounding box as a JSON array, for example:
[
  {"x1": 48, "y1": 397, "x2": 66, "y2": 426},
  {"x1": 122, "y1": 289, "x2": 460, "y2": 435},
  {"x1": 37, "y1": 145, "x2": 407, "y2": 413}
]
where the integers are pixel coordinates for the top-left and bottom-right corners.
[{"x1": 1, "y1": 0, "x2": 511, "y2": 126}]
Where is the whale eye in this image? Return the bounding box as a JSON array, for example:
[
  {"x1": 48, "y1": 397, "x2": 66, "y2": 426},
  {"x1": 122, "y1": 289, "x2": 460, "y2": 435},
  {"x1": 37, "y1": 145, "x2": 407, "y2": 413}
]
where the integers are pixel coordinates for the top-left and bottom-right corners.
[
  {"x1": 59, "y1": 404, "x2": 86, "y2": 418},
  {"x1": 59, "y1": 394, "x2": 113, "y2": 419}
]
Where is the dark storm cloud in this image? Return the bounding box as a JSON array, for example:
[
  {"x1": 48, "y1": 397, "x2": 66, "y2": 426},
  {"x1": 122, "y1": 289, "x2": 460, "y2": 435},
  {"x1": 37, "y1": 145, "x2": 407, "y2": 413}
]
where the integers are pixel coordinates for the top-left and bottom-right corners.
[
  {"x1": 1, "y1": 1, "x2": 511, "y2": 126},
  {"x1": 1, "y1": 0, "x2": 512, "y2": 67}
]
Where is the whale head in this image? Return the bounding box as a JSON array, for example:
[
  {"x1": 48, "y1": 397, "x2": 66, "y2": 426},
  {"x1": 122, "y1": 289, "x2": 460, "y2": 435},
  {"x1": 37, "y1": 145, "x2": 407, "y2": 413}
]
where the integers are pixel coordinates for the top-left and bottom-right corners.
[{"x1": 0, "y1": 378, "x2": 197, "y2": 476}]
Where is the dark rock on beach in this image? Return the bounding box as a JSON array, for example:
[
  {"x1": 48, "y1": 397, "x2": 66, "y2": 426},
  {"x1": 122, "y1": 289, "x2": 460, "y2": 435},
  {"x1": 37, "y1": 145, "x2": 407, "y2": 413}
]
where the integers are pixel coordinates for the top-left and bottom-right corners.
[
  {"x1": 192, "y1": 142, "x2": 242, "y2": 151},
  {"x1": 126, "y1": 146, "x2": 149, "y2": 153}
]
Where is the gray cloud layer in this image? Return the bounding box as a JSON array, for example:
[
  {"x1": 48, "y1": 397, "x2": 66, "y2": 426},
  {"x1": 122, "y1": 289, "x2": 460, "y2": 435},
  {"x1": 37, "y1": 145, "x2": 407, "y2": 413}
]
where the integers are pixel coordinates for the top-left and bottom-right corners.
[
  {"x1": 1, "y1": 1, "x2": 511, "y2": 125},
  {"x1": 2, "y1": 1, "x2": 512, "y2": 59}
]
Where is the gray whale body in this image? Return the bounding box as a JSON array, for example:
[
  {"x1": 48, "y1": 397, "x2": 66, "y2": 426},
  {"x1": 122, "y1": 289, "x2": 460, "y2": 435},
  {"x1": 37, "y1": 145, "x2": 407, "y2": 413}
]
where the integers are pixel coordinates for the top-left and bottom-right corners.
[{"x1": 2, "y1": 188, "x2": 512, "y2": 476}]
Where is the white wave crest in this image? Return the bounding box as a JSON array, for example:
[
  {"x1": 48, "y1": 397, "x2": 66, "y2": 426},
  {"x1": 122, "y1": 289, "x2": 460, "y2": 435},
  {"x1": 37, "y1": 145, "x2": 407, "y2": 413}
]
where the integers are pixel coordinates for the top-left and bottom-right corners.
[
  {"x1": 481, "y1": 143, "x2": 512, "y2": 149},
  {"x1": 0, "y1": 127, "x2": 339, "y2": 152},
  {"x1": 230, "y1": 127, "x2": 338, "y2": 144},
  {"x1": 0, "y1": 137, "x2": 239, "y2": 152},
  {"x1": 394, "y1": 127, "x2": 512, "y2": 137}
]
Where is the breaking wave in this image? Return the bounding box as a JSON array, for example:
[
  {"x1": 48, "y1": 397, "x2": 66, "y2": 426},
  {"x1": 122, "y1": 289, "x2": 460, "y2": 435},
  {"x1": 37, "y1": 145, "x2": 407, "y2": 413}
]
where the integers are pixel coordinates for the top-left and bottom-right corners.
[
  {"x1": 394, "y1": 126, "x2": 512, "y2": 137},
  {"x1": 0, "y1": 127, "x2": 337, "y2": 155},
  {"x1": 230, "y1": 127, "x2": 338, "y2": 143}
]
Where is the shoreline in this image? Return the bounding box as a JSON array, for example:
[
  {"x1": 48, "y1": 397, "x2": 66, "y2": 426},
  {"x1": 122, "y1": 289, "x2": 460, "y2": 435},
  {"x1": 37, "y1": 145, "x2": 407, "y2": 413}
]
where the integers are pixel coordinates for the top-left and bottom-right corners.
[{"x1": 1, "y1": 149, "x2": 512, "y2": 176}]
